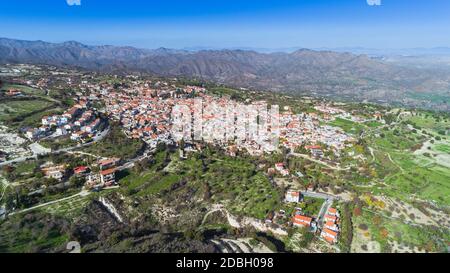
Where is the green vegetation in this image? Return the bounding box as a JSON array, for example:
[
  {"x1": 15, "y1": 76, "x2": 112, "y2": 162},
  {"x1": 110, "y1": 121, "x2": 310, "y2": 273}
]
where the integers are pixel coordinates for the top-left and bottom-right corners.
[
  {"x1": 203, "y1": 156, "x2": 280, "y2": 219},
  {"x1": 407, "y1": 92, "x2": 450, "y2": 105},
  {"x1": 298, "y1": 197, "x2": 323, "y2": 217},
  {"x1": 364, "y1": 116, "x2": 450, "y2": 205},
  {"x1": 119, "y1": 146, "x2": 280, "y2": 220},
  {"x1": 0, "y1": 84, "x2": 64, "y2": 129},
  {"x1": 364, "y1": 120, "x2": 383, "y2": 127},
  {"x1": 0, "y1": 99, "x2": 54, "y2": 122},
  {"x1": 39, "y1": 137, "x2": 77, "y2": 150},
  {"x1": 338, "y1": 203, "x2": 354, "y2": 253},
  {"x1": 209, "y1": 87, "x2": 248, "y2": 101},
  {"x1": 405, "y1": 112, "x2": 450, "y2": 133},
  {"x1": 81, "y1": 123, "x2": 145, "y2": 160},
  {"x1": 353, "y1": 209, "x2": 448, "y2": 253},
  {"x1": 0, "y1": 212, "x2": 69, "y2": 253},
  {"x1": 1, "y1": 84, "x2": 47, "y2": 97},
  {"x1": 328, "y1": 117, "x2": 366, "y2": 134}
]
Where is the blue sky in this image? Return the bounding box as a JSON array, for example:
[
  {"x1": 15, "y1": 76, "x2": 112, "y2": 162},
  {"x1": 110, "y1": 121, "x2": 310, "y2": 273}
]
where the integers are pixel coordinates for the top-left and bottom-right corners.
[{"x1": 1, "y1": 0, "x2": 449, "y2": 49}]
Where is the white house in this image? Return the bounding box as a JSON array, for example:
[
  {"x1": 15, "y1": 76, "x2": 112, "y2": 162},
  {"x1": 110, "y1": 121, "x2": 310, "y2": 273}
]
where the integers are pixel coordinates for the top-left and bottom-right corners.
[{"x1": 285, "y1": 190, "x2": 301, "y2": 203}]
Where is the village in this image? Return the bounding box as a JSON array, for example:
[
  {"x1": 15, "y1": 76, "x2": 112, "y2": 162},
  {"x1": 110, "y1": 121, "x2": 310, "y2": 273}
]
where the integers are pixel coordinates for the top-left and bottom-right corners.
[
  {"x1": 11, "y1": 66, "x2": 450, "y2": 254},
  {"x1": 0, "y1": 69, "x2": 377, "y2": 247}
]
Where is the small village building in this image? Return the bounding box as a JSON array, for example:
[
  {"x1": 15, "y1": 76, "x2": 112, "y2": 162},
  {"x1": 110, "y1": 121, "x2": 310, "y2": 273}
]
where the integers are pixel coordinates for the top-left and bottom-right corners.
[
  {"x1": 285, "y1": 190, "x2": 301, "y2": 203},
  {"x1": 98, "y1": 158, "x2": 120, "y2": 170},
  {"x1": 292, "y1": 214, "x2": 312, "y2": 228},
  {"x1": 321, "y1": 228, "x2": 338, "y2": 244},
  {"x1": 74, "y1": 166, "x2": 89, "y2": 176},
  {"x1": 100, "y1": 168, "x2": 116, "y2": 187},
  {"x1": 41, "y1": 164, "x2": 66, "y2": 181},
  {"x1": 324, "y1": 221, "x2": 339, "y2": 232}
]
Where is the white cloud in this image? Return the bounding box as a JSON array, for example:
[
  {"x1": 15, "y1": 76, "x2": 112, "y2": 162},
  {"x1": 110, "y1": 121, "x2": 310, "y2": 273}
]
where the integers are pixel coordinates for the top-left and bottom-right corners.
[
  {"x1": 367, "y1": 0, "x2": 381, "y2": 6},
  {"x1": 66, "y1": 0, "x2": 81, "y2": 6}
]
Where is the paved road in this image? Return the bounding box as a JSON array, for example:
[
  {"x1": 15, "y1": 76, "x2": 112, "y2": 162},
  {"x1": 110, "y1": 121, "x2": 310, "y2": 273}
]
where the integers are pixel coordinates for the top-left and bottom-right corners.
[
  {"x1": 301, "y1": 191, "x2": 338, "y2": 228},
  {"x1": 316, "y1": 198, "x2": 333, "y2": 227}
]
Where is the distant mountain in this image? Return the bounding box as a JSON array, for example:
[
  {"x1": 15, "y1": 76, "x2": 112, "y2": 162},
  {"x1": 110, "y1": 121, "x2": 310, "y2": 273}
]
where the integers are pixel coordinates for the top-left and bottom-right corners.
[
  {"x1": 1, "y1": 38, "x2": 449, "y2": 110},
  {"x1": 316, "y1": 47, "x2": 450, "y2": 57}
]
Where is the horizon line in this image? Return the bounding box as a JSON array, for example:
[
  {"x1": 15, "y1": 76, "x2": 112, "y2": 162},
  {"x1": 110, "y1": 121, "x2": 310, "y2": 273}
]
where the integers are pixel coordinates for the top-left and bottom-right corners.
[{"x1": 2, "y1": 36, "x2": 450, "y2": 54}]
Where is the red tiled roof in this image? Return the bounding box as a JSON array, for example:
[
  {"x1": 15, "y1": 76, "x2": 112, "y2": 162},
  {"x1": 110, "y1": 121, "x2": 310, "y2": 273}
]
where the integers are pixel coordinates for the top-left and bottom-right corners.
[
  {"x1": 99, "y1": 158, "x2": 119, "y2": 166},
  {"x1": 322, "y1": 228, "x2": 338, "y2": 237},
  {"x1": 74, "y1": 166, "x2": 88, "y2": 173},
  {"x1": 328, "y1": 207, "x2": 337, "y2": 214},
  {"x1": 293, "y1": 215, "x2": 312, "y2": 226},
  {"x1": 100, "y1": 168, "x2": 116, "y2": 176},
  {"x1": 325, "y1": 214, "x2": 337, "y2": 222}
]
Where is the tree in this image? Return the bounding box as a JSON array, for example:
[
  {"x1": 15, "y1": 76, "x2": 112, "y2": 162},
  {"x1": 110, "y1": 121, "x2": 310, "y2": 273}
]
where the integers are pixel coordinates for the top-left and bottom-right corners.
[{"x1": 69, "y1": 176, "x2": 85, "y2": 188}]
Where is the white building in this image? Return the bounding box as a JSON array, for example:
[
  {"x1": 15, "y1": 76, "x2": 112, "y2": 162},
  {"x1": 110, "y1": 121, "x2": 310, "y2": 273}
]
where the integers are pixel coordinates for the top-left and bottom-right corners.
[{"x1": 285, "y1": 190, "x2": 301, "y2": 203}]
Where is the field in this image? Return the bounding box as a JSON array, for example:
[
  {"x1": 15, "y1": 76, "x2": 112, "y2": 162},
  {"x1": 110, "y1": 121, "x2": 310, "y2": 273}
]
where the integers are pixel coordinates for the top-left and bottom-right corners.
[
  {"x1": 0, "y1": 84, "x2": 64, "y2": 129},
  {"x1": 434, "y1": 143, "x2": 450, "y2": 153},
  {"x1": 0, "y1": 100, "x2": 54, "y2": 122},
  {"x1": 351, "y1": 209, "x2": 448, "y2": 253},
  {"x1": 362, "y1": 116, "x2": 450, "y2": 206},
  {"x1": 328, "y1": 117, "x2": 366, "y2": 134},
  {"x1": 1, "y1": 84, "x2": 47, "y2": 97},
  {"x1": 405, "y1": 113, "x2": 450, "y2": 133}
]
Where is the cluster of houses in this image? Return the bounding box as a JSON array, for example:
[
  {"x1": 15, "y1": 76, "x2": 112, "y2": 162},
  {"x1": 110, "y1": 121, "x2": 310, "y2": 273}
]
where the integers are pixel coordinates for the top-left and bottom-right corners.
[
  {"x1": 85, "y1": 158, "x2": 120, "y2": 189},
  {"x1": 37, "y1": 157, "x2": 120, "y2": 191},
  {"x1": 284, "y1": 190, "x2": 341, "y2": 245},
  {"x1": 25, "y1": 99, "x2": 101, "y2": 142},
  {"x1": 284, "y1": 190, "x2": 318, "y2": 231},
  {"x1": 73, "y1": 76, "x2": 362, "y2": 159},
  {"x1": 102, "y1": 83, "x2": 204, "y2": 149},
  {"x1": 320, "y1": 207, "x2": 340, "y2": 244},
  {"x1": 280, "y1": 110, "x2": 355, "y2": 156}
]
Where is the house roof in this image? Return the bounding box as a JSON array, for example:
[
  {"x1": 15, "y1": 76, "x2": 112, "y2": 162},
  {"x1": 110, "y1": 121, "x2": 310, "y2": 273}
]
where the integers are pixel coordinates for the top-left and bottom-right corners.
[
  {"x1": 328, "y1": 207, "x2": 337, "y2": 214},
  {"x1": 99, "y1": 158, "x2": 119, "y2": 166},
  {"x1": 287, "y1": 191, "x2": 300, "y2": 196},
  {"x1": 322, "y1": 228, "x2": 338, "y2": 237},
  {"x1": 325, "y1": 214, "x2": 337, "y2": 222},
  {"x1": 74, "y1": 166, "x2": 88, "y2": 173},
  {"x1": 100, "y1": 168, "x2": 116, "y2": 176},
  {"x1": 293, "y1": 215, "x2": 312, "y2": 225}
]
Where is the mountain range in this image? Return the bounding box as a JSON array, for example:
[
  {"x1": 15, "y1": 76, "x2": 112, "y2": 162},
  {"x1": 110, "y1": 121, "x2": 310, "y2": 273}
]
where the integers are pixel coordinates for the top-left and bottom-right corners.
[{"x1": 1, "y1": 37, "x2": 449, "y2": 110}]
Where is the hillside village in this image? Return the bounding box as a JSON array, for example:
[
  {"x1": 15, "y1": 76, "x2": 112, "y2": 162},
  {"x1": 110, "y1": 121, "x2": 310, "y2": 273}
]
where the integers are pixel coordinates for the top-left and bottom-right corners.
[{"x1": 1, "y1": 64, "x2": 449, "y2": 253}]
